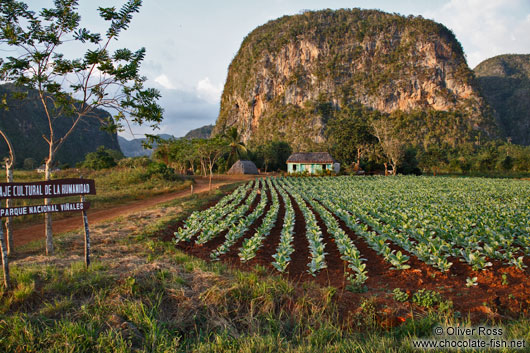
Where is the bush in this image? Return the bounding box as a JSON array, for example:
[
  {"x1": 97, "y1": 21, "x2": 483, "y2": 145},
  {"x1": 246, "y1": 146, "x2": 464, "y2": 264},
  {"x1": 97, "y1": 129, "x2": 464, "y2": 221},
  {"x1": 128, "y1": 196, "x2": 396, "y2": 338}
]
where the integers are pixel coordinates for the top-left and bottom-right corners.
[
  {"x1": 392, "y1": 288, "x2": 409, "y2": 302},
  {"x1": 117, "y1": 156, "x2": 154, "y2": 169},
  {"x1": 412, "y1": 289, "x2": 442, "y2": 308},
  {"x1": 80, "y1": 146, "x2": 118, "y2": 170},
  {"x1": 23, "y1": 157, "x2": 37, "y2": 170},
  {"x1": 141, "y1": 162, "x2": 180, "y2": 181}
]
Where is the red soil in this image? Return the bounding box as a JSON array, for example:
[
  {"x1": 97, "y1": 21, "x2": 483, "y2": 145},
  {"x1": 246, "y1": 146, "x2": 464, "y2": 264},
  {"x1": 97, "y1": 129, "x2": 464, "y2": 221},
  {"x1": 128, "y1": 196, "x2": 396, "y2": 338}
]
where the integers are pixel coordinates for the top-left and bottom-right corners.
[{"x1": 157, "y1": 182, "x2": 530, "y2": 326}]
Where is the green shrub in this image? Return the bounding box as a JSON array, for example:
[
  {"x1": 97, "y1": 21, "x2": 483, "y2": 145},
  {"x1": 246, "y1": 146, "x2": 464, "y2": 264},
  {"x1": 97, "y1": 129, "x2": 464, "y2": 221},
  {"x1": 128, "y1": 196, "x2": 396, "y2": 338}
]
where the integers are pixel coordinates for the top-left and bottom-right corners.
[
  {"x1": 117, "y1": 156, "x2": 154, "y2": 169},
  {"x1": 412, "y1": 289, "x2": 442, "y2": 308},
  {"x1": 23, "y1": 157, "x2": 37, "y2": 170},
  {"x1": 80, "y1": 146, "x2": 118, "y2": 170},
  {"x1": 392, "y1": 288, "x2": 409, "y2": 302},
  {"x1": 141, "y1": 162, "x2": 180, "y2": 181}
]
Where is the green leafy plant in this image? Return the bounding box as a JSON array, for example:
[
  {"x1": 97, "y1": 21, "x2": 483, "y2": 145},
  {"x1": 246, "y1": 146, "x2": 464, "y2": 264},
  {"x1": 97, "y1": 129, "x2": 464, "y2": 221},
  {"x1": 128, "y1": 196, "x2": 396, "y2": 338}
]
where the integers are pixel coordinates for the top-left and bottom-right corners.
[
  {"x1": 392, "y1": 288, "x2": 409, "y2": 302},
  {"x1": 466, "y1": 277, "x2": 478, "y2": 287},
  {"x1": 412, "y1": 289, "x2": 442, "y2": 308},
  {"x1": 80, "y1": 146, "x2": 119, "y2": 170},
  {"x1": 141, "y1": 162, "x2": 180, "y2": 181}
]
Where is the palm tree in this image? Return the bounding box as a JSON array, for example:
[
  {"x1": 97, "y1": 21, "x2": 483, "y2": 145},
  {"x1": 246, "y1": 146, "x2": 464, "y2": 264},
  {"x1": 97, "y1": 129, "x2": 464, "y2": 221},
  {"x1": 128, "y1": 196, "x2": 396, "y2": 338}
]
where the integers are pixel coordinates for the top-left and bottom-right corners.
[{"x1": 223, "y1": 127, "x2": 247, "y2": 167}]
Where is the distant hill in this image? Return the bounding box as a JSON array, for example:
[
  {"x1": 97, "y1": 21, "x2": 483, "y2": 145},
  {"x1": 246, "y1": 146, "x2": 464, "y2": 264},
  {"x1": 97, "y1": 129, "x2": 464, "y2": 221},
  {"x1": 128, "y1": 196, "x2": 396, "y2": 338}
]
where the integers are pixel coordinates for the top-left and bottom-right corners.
[
  {"x1": 118, "y1": 125, "x2": 214, "y2": 157},
  {"x1": 117, "y1": 136, "x2": 151, "y2": 157},
  {"x1": 0, "y1": 83, "x2": 121, "y2": 168},
  {"x1": 183, "y1": 124, "x2": 214, "y2": 139},
  {"x1": 118, "y1": 134, "x2": 175, "y2": 157},
  {"x1": 474, "y1": 54, "x2": 530, "y2": 145}
]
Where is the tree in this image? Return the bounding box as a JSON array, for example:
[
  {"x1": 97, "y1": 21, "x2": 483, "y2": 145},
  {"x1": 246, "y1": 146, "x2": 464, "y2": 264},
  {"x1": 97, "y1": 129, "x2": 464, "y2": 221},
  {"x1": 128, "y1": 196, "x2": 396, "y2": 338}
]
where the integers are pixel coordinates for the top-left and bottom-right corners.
[
  {"x1": 195, "y1": 137, "x2": 228, "y2": 190},
  {"x1": 0, "y1": 0, "x2": 163, "y2": 254},
  {"x1": 223, "y1": 127, "x2": 247, "y2": 167},
  {"x1": 0, "y1": 130, "x2": 15, "y2": 255},
  {"x1": 254, "y1": 141, "x2": 292, "y2": 172},
  {"x1": 81, "y1": 146, "x2": 117, "y2": 170},
  {"x1": 418, "y1": 146, "x2": 448, "y2": 176},
  {"x1": 153, "y1": 140, "x2": 171, "y2": 166},
  {"x1": 23, "y1": 157, "x2": 36, "y2": 170},
  {"x1": 371, "y1": 118, "x2": 405, "y2": 175},
  {"x1": 325, "y1": 105, "x2": 378, "y2": 169}
]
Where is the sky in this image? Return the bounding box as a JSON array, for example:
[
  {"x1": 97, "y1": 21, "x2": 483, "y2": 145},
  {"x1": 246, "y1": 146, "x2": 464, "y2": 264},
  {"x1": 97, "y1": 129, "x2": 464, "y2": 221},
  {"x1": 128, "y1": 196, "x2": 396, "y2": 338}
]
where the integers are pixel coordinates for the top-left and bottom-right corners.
[{"x1": 7, "y1": 0, "x2": 530, "y2": 139}]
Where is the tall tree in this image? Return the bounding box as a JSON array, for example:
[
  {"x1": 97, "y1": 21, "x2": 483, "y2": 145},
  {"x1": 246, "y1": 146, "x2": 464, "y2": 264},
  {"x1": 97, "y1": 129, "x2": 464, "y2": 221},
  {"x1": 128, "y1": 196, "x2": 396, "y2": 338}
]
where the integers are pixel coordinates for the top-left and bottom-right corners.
[
  {"x1": 371, "y1": 118, "x2": 405, "y2": 175},
  {"x1": 418, "y1": 146, "x2": 448, "y2": 176},
  {"x1": 326, "y1": 105, "x2": 378, "y2": 169},
  {"x1": 223, "y1": 127, "x2": 247, "y2": 167},
  {"x1": 195, "y1": 137, "x2": 228, "y2": 190},
  {"x1": 153, "y1": 141, "x2": 171, "y2": 166},
  {"x1": 254, "y1": 141, "x2": 292, "y2": 172},
  {"x1": 0, "y1": 0, "x2": 163, "y2": 254}
]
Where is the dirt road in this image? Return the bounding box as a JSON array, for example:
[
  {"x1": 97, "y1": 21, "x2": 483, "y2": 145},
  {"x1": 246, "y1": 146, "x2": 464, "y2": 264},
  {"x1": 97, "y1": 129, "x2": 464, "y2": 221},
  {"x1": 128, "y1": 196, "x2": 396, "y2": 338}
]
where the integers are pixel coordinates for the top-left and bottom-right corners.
[{"x1": 13, "y1": 175, "x2": 254, "y2": 247}]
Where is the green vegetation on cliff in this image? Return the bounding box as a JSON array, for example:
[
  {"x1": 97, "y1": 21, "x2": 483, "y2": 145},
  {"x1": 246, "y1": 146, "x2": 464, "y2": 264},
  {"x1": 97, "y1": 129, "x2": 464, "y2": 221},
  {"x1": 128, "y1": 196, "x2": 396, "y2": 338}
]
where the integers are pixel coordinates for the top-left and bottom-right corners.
[{"x1": 474, "y1": 54, "x2": 530, "y2": 146}]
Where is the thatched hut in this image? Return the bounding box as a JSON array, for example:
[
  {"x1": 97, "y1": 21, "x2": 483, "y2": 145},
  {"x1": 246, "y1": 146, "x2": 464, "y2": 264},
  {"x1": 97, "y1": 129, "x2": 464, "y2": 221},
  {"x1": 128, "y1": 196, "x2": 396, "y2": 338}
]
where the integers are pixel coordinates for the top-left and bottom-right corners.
[{"x1": 227, "y1": 160, "x2": 259, "y2": 175}]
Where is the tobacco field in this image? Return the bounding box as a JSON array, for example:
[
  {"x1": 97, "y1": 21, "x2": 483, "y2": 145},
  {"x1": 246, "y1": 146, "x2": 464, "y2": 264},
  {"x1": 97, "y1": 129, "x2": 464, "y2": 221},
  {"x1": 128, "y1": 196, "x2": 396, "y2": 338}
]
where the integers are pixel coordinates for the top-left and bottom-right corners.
[{"x1": 174, "y1": 176, "x2": 530, "y2": 319}]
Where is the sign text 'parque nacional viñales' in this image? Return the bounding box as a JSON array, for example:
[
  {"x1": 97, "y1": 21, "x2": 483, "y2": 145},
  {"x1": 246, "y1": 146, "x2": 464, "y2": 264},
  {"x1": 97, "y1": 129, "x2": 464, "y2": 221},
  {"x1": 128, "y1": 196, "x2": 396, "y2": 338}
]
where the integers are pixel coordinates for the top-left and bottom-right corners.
[
  {"x1": 0, "y1": 178, "x2": 96, "y2": 217},
  {"x1": 0, "y1": 178, "x2": 97, "y2": 285}
]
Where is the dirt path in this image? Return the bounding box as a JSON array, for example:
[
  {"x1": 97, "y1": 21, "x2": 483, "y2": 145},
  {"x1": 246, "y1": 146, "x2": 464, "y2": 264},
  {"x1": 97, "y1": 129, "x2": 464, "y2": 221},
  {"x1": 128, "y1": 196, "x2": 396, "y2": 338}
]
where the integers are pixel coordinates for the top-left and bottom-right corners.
[{"x1": 14, "y1": 175, "x2": 255, "y2": 247}]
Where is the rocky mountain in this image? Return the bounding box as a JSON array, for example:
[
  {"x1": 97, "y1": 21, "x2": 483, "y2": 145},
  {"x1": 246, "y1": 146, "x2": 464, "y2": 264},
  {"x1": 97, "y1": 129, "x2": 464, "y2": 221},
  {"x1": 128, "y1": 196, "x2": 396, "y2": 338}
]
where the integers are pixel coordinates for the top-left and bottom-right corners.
[
  {"x1": 474, "y1": 54, "x2": 530, "y2": 145},
  {"x1": 214, "y1": 9, "x2": 496, "y2": 150},
  {"x1": 118, "y1": 134, "x2": 175, "y2": 157},
  {"x1": 117, "y1": 136, "x2": 152, "y2": 157},
  {"x1": 183, "y1": 124, "x2": 214, "y2": 139},
  {"x1": 0, "y1": 84, "x2": 121, "y2": 168}
]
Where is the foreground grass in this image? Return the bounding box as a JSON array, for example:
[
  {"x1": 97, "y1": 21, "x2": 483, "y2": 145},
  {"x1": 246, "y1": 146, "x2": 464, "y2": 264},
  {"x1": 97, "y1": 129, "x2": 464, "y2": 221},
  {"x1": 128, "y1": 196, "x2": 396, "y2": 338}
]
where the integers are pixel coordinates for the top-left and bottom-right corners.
[{"x1": 1, "y1": 183, "x2": 529, "y2": 352}]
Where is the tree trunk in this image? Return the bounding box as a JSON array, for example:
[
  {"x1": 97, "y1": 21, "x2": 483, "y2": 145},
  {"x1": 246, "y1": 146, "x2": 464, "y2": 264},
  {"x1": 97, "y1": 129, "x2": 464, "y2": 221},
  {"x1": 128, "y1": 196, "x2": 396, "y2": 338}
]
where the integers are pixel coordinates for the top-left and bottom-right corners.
[
  {"x1": 355, "y1": 147, "x2": 361, "y2": 170},
  {"x1": 5, "y1": 164, "x2": 13, "y2": 255},
  {"x1": 45, "y1": 154, "x2": 54, "y2": 255},
  {"x1": 0, "y1": 225, "x2": 9, "y2": 289},
  {"x1": 201, "y1": 159, "x2": 207, "y2": 177},
  {"x1": 81, "y1": 195, "x2": 90, "y2": 268},
  {"x1": 208, "y1": 163, "x2": 213, "y2": 191},
  {"x1": 384, "y1": 162, "x2": 389, "y2": 176},
  {"x1": 391, "y1": 161, "x2": 397, "y2": 175},
  {"x1": 0, "y1": 130, "x2": 15, "y2": 255}
]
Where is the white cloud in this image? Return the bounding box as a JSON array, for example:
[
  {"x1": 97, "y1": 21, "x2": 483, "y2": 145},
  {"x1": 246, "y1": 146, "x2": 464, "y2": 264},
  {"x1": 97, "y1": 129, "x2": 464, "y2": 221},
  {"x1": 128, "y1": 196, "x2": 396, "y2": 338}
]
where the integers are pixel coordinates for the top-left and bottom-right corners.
[
  {"x1": 154, "y1": 74, "x2": 176, "y2": 90},
  {"x1": 423, "y1": 0, "x2": 530, "y2": 67},
  {"x1": 196, "y1": 77, "x2": 223, "y2": 104}
]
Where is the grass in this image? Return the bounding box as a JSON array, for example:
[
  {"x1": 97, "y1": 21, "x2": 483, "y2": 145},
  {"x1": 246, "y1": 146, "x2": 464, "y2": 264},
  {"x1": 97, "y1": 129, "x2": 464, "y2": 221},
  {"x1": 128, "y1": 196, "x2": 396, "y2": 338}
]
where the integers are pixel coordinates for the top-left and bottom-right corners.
[{"x1": 1, "y1": 182, "x2": 529, "y2": 352}]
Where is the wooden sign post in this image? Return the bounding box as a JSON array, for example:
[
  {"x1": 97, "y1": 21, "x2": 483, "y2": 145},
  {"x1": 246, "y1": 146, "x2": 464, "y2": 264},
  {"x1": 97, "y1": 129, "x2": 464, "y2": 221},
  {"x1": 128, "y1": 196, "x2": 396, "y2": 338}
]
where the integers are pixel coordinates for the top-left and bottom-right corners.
[
  {"x1": 0, "y1": 225, "x2": 8, "y2": 289},
  {"x1": 81, "y1": 194, "x2": 90, "y2": 268},
  {"x1": 0, "y1": 178, "x2": 96, "y2": 287}
]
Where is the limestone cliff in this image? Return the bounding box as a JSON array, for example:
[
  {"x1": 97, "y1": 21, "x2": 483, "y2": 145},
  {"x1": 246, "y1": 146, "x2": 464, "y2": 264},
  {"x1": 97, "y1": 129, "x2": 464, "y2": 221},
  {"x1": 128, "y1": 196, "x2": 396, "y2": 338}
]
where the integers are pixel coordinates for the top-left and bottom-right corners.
[
  {"x1": 474, "y1": 54, "x2": 530, "y2": 145},
  {"x1": 214, "y1": 9, "x2": 495, "y2": 150}
]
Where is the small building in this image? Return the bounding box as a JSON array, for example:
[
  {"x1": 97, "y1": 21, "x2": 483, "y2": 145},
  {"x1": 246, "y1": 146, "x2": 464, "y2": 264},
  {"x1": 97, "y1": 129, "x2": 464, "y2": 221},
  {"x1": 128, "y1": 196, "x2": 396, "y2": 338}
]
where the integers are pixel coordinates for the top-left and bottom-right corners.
[
  {"x1": 227, "y1": 160, "x2": 259, "y2": 175},
  {"x1": 286, "y1": 152, "x2": 340, "y2": 174}
]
